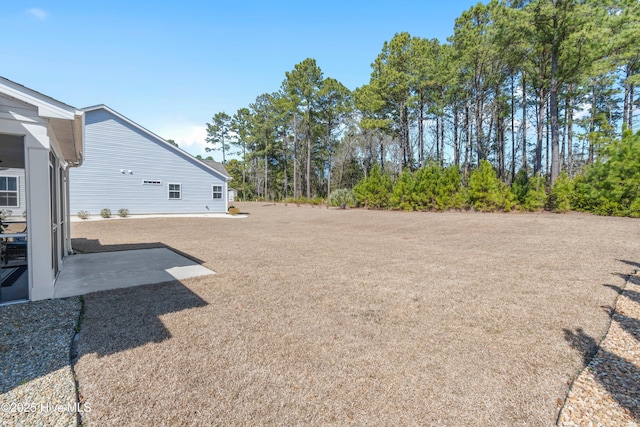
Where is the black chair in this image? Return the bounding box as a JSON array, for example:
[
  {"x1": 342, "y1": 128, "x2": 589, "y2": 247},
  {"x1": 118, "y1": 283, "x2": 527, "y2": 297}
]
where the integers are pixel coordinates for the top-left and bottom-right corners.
[
  {"x1": 5, "y1": 239, "x2": 27, "y2": 264},
  {"x1": 1, "y1": 221, "x2": 27, "y2": 265}
]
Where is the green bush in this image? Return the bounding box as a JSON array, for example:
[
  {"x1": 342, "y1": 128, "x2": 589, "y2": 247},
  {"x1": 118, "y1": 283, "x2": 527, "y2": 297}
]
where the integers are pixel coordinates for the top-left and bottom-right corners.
[
  {"x1": 329, "y1": 189, "x2": 356, "y2": 209},
  {"x1": 549, "y1": 172, "x2": 574, "y2": 212},
  {"x1": 117, "y1": 208, "x2": 129, "y2": 218},
  {"x1": 468, "y1": 160, "x2": 515, "y2": 212},
  {"x1": 77, "y1": 210, "x2": 90, "y2": 220},
  {"x1": 574, "y1": 130, "x2": 640, "y2": 217},
  {"x1": 409, "y1": 163, "x2": 465, "y2": 211},
  {"x1": 511, "y1": 169, "x2": 529, "y2": 206},
  {"x1": 100, "y1": 208, "x2": 111, "y2": 218},
  {"x1": 353, "y1": 164, "x2": 393, "y2": 209},
  {"x1": 434, "y1": 165, "x2": 465, "y2": 211},
  {"x1": 390, "y1": 169, "x2": 415, "y2": 211},
  {"x1": 521, "y1": 174, "x2": 547, "y2": 211},
  {"x1": 511, "y1": 170, "x2": 547, "y2": 211},
  {"x1": 412, "y1": 164, "x2": 439, "y2": 210}
]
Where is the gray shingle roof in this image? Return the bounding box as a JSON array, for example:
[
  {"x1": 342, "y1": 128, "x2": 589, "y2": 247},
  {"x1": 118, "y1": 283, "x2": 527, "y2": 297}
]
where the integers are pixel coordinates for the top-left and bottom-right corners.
[{"x1": 202, "y1": 160, "x2": 231, "y2": 178}]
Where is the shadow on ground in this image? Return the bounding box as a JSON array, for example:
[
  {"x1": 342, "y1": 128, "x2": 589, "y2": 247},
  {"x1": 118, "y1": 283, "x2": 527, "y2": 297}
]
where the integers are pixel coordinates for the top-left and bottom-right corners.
[
  {"x1": 562, "y1": 263, "x2": 640, "y2": 422},
  {"x1": 74, "y1": 280, "x2": 207, "y2": 359},
  {"x1": 619, "y1": 259, "x2": 640, "y2": 270},
  {"x1": 563, "y1": 327, "x2": 640, "y2": 420}
]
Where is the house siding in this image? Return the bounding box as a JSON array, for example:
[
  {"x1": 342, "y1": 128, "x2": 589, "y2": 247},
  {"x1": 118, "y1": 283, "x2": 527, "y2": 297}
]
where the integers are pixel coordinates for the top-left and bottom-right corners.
[
  {"x1": 0, "y1": 168, "x2": 26, "y2": 218},
  {"x1": 70, "y1": 108, "x2": 228, "y2": 215}
]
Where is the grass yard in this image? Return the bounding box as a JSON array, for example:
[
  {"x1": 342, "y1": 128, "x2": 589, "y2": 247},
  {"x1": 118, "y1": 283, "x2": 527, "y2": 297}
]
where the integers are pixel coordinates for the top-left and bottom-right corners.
[{"x1": 70, "y1": 203, "x2": 640, "y2": 426}]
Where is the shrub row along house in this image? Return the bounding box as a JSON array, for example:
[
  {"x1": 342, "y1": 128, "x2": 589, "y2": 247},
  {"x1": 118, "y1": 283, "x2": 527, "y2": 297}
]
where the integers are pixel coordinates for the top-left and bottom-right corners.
[{"x1": 0, "y1": 76, "x2": 231, "y2": 303}]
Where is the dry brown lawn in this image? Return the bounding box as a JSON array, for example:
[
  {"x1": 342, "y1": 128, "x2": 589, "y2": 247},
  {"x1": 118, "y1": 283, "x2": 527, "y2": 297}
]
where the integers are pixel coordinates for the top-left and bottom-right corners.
[{"x1": 71, "y1": 203, "x2": 640, "y2": 426}]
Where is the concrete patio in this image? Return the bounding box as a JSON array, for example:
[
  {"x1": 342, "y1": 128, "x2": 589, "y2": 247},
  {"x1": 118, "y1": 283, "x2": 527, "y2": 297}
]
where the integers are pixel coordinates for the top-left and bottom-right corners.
[{"x1": 54, "y1": 248, "x2": 215, "y2": 298}]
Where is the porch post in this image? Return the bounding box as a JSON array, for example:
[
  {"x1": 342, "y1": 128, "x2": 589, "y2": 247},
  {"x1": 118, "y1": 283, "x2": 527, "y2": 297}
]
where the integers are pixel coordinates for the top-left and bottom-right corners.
[{"x1": 25, "y1": 138, "x2": 54, "y2": 301}]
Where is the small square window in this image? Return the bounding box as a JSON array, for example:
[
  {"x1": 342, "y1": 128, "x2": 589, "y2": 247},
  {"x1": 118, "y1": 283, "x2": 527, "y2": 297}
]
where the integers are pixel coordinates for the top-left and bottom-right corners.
[
  {"x1": 212, "y1": 185, "x2": 223, "y2": 199},
  {"x1": 168, "y1": 183, "x2": 181, "y2": 200}
]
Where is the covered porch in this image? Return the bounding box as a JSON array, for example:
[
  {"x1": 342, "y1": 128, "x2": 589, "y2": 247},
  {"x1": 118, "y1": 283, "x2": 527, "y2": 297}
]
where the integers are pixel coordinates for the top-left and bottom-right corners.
[{"x1": 0, "y1": 77, "x2": 83, "y2": 303}]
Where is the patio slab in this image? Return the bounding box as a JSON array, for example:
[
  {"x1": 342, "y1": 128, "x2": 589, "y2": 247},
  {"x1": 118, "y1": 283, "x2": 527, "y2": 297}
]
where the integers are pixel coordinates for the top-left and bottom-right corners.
[{"x1": 54, "y1": 248, "x2": 214, "y2": 298}]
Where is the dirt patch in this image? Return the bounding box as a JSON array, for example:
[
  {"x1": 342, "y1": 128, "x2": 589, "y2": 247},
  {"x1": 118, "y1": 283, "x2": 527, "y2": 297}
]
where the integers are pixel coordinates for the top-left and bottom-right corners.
[{"x1": 71, "y1": 203, "x2": 640, "y2": 426}]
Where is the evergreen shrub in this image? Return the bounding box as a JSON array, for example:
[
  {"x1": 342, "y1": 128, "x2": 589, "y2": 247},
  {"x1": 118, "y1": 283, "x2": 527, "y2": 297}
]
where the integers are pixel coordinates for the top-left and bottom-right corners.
[
  {"x1": 468, "y1": 160, "x2": 515, "y2": 212},
  {"x1": 353, "y1": 165, "x2": 393, "y2": 209},
  {"x1": 549, "y1": 172, "x2": 574, "y2": 212}
]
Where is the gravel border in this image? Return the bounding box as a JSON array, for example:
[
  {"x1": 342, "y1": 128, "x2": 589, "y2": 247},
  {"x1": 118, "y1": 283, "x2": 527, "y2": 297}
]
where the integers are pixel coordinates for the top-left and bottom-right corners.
[
  {"x1": 0, "y1": 297, "x2": 82, "y2": 427},
  {"x1": 557, "y1": 269, "x2": 640, "y2": 426}
]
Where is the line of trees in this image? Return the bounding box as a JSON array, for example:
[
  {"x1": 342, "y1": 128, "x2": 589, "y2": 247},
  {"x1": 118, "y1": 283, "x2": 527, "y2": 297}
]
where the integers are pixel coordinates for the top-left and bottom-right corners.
[
  {"x1": 204, "y1": 0, "x2": 639, "y2": 214},
  {"x1": 351, "y1": 128, "x2": 640, "y2": 217}
]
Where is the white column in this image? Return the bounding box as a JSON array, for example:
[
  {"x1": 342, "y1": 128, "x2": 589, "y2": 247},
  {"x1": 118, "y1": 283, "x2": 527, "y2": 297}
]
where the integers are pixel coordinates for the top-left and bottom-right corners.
[
  {"x1": 224, "y1": 180, "x2": 229, "y2": 212},
  {"x1": 25, "y1": 138, "x2": 54, "y2": 300}
]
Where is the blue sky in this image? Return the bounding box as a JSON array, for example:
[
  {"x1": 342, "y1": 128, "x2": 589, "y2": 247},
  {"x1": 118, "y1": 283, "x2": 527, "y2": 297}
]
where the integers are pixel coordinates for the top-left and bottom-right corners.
[{"x1": 2, "y1": 1, "x2": 479, "y2": 159}]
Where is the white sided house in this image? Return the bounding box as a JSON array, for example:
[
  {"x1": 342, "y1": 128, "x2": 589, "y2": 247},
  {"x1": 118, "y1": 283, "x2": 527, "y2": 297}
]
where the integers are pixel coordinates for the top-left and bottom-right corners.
[
  {"x1": 0, "y1": 77, "x2": 84, "y2": 303},
  {"x1": 70, "y1": 105, "x2": 231, "y2": 216}
]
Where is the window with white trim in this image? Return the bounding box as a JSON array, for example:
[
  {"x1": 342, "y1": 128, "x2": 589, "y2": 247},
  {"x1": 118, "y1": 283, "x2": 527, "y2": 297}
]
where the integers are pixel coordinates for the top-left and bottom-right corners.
[
  {"x1": 168, "y1": 183, "x2": 181, "y2": 200},
  {"x1": 212, "y1": 185, "x2": 223, "y2": 199},
  {"x1": 0, "y1": 177, "x2": 18, "y2": 207}
]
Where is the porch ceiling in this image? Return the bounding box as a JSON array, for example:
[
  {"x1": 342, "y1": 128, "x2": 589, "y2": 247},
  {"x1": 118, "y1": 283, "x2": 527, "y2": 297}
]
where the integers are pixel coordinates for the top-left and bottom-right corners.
[{"x1": 50, "y1": 115, "x2": 83, "y2": 166}]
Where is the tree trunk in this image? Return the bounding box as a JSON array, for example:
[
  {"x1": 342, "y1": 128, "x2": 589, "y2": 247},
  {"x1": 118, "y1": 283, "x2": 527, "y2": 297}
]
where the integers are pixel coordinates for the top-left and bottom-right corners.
[
  {"x1": 419, "y1": 95, "x2": 425, "y2": 168},
  {"x1": 264, "y1": 148, "x2": 268, "y2": 201},
  {"x1": 535, "y1": 87, "x2": 545, "y2": 175},
  {"x1": 567, "y1": 90, "x2": 574, "y2": 175},
  {"x1": 546, "y1": 102, "x2": 550, "y2": 177},
  {"x1": 549, "y1": 6, "x2": 561, "y2": 185},
  {"x1": 475, "y1": 93, "x2": 485, "y2": 165},
  {"x1": 440, "y1": 107, "x2": 445, "y2": 167},
  {"x1": 588, "y1": 85, "x2": 596, "y2": 164},
  {"x1": 464, "y1": 94, "x2": 471, "y2": 177},
  {"x1": 306, "y1": 110, "x2": 311, "y2": 199},
  {"x1": 435, "y1": 113, "x2": 440, "y2": 162},
  {"x1": 623, "y1": 63, "x2": 631, "y2": 130},
  {"x1": 242, "y1": 141, "x2": 246, "y2": 200},
  {"x1": 380, "y1": 136, "x2": 385, "y2": 172},
  {"x1": 498, "y1": 110, "x2": 504, "y2": 181},
  {"x1": 487, "y1": 104, "x2": 494, "y2": 164},
  {"x1": 400, "y1": 104, "x2": 411, "y2": 168},
  {"x1": 293, "y1": 114, "x2": 298, "y2": 198},
  {"x1": 630, "y1": 80, "x2": 635, "y2": 130},
  {"x1": 511, "y1": 74, "x2": 516, "y2": 182},
  {"x1": 561, "y1": 97, "x2": 566, "y2": 168},
  {"x1": 453, "y1": 104, "x2": 460, "y2": 167},
  {"x1": 326, "y1": 124, "x2": 332, "y2": 197},
  {"x1": 522, "y1": 70, "x2": 528, "y2": 172},
  {"x1": 282, "y1": 130, "x2": 289, "y2": 200}
]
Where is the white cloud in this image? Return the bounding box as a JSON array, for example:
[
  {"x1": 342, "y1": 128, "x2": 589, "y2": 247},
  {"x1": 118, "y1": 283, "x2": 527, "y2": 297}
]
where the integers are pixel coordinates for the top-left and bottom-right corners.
[
  {"x1": 156, "y1": 123, "x2": 211, "y2": 158},
  {"x1": 26, "y1": 8, "x2": 48, "y2": 21}
]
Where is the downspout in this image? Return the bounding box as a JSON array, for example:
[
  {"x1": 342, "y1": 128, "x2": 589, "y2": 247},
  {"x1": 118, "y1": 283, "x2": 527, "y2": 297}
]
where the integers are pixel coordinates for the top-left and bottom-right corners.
[{"x1": 63, "y1": 167, "x2": 72, "y2": 255}]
